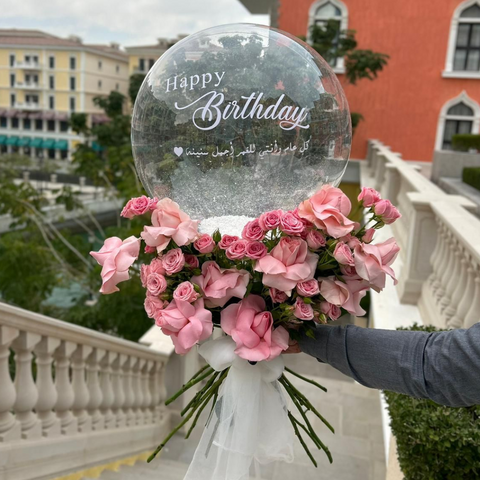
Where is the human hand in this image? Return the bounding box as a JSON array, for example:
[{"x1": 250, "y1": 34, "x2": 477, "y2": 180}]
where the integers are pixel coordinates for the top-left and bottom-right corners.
[{"x1": 284, "y1": 338, "x2": 301, "y2": 354}]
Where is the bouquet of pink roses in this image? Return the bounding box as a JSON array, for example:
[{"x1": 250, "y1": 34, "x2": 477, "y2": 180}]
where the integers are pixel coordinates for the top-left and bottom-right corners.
[{"x1": 91, "y1": 185, "x2": 400, "y2": 474}]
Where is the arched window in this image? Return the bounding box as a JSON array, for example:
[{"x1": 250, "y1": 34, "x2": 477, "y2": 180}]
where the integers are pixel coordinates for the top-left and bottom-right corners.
[
  {"x1": 308, "y1": 0, "x2": 348, "y2": 72},
  {"x1": 445, "y1": 1, "x2": 480, "y2": 76},
  {"x1": 436, "y1": 92, "x2": 480, "y2": 150}
]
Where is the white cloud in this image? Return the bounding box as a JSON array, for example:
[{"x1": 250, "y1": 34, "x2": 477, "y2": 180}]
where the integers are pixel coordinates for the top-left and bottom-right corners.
[{"x1": 0, "y1": 0, "x2": 270, "y2": 46}]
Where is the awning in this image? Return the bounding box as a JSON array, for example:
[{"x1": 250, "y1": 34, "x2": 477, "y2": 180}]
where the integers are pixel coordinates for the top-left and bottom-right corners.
[
  {"x1": 42, "y1": 111, "x2": 56, "y2": 120},
  {"x1": 5, "y1": 110, "x2": 17, "y2": 118},
  {"x1": 6, "y1": 136, "x2": 19, "y2": 146},
  {"x1": 31, "y1": 138, "x2": 43, "y2": 148},
  {"x1": 42, "y1": 139, "x2": 55, "y2": 149},
  {"x1": 16, "y1": 112, "x2": 28, "y2": 119},
  {"x1": 18, "y1": 137, "x2": 31, "y2": 147},
  {"x1": 29, "y1": 112, "x2": 42, "y2": 120},
  {"x1": 91, "y1": 114, "x2": 110, "y2": 124},
  {"x1": 92, "y1": 141, "x2": 104, "y2": 152},
  {"x1": 54, "y1": 140, "x2": 68, "y2": 150},
  {"x1": 55, "y1": 112, "x2": 69, "y2": 121},
  {"x1": 0, "y1": 135, "x2": 6, "y2": 145},
  {"x1": 0, "y1": 109, "x2": 7, "y2": 116}
]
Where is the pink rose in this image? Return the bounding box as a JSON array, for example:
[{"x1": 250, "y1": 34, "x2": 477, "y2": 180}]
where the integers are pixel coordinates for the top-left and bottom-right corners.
[
  {"x1": 184, "y1": 254, "x2": 200, "y2": 269},
  {"x1": 218, "y1": 235, "x2": 240, "y2": 249},
  {"x1": 194, "y1": 234, "x2": 215, "y2": 254},
  {"x1": 320, "y1": 301, "x2": 341, "y2": 321},
  {"x1": 320, "y1": 276, "x2": 368, "y2": 316},
  {"x1": 362, "y1": 228, "x2": 375, "y2": 243},
  {"x1": 306, "y1": 229, "x2": 326, "y2": 250},
  {"x1": 146, "y1": 273, "x2": 167, "y2": 296},
  {"x1": 226, "y1": 239, "x2": 248, "y2": 260},
  {"x1": 333, "y1": 242, "x2": 355, "y2": 266},
  {"x1": 259, "y1": 210, "x2": 283, "y2": 230},
  {"x1": 280, "y1": 211, "x2": 306, "y2": 236},
  {"x1": 297, "y1": 185, "x2": 356, "y2": 238},
  {"x1": 339, "y1": 234, "x2": 361, "y2": 249},
  {"x1": 373, "y1": 200, "x2": 401, "y2": 225},
  {"x1": 294, "y1": 298, "x2": 314, "y2": 320},
  {"x1": 245, "y1": 241, "x2": 268, "y2": 260},
  {"x1": 354, "y1": 238, "x2": 400, "y2": 291},
  {"x1": 242, "y1": 219, "x2": 265, "y2": 241},
  {"x1": 255, "y1": 237, "x2": 318, "y2": 295},
  {"x1": 159, "y1": 299, "x2": 213, "y2": 355},
  {"x1": 296, "y1": 279, "x2": 320, "y2": 297},
  {"x1": 90, "y1": 236, "x2": 140, "y2": 294},
  {"x1": 173, "y1": 281, "x2": 199, "y2": 303},
  {"x1": 144, "y1": 295, "x2": 166, "y2": 319},
  {"x1": 191, "y1": 261, "x2": 250, "y2": 307},
  {"x1": 162, "y1": 248, "x2": 185, "y2": 275},
  {"x1": 144, "y1": 245, "x2": 156, "y2": 254},
  {"x1": 340, "y1": 265, "x2": 357, "y2": 277},
  {"x1": 141, "y1": 198, "x2": 199, "y2": 252},
  {"x1": 120, "y1": 196, "x2": 156, "y2": 219},
  {"x1": 358, "y1": 187, "x2": 381, "y2": 207},
  {"x1": 269, "y1": 287, "x2": 288, "y2": 303},
  {"x1": 221, "y1": 295, "x2": 289, "y2": 362},
  {"x1": 140, "y1": 258, "x2": 165, "y2": 287}
]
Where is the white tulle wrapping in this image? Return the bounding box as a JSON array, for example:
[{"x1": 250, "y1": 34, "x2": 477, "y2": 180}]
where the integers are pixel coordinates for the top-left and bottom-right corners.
[{"x1": 184, "y1": 337, "x2": 295, "y2": 480}]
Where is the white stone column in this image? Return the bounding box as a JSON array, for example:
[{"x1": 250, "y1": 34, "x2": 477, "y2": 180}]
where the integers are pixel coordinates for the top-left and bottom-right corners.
[
  {"x1": 446, "y1": 251, "x2": 470, "y2": 328},
  {"x1": 86, "y1": 348, "x2": 106, "y2": 431},
  {"x1": 431, "y1": 225, "x2": 447, "y2": 294},
  {"x1": 374, "y1": 153, "x2": 387, "y2": 192},
  {"x1": 111, "y1": 353, "x2": 127, "y2": 428},
  {"x1": 54, "y1": 341, "x2": 78, "y2": 435},
  {"x1": 450, "y1": 260, "x2": 476, "y2": 328},
  {"x1": 100, "y1": 351, "x2": 117, "y2": 430},
  {"x1": 142, "y1": 360, "x2": 153, "y2": 424},
  {"x1": 382, "y1": 164, "x2": 401, "y2": 204},
  {"x1": 71, "y1": 344, "x2": 92, "y2": 433},
  {"x1": 123, "y1": 356, "x2": 136, "y2": 427},
  {"x1": 441, "y1": 243, "x2": 463, "y2": 322},
  {"x1": 464, "y1": 266, "x2": 480, "y2": 329},
  {"x1": 132, "y1": 358, "x2": 145, "y2": 426},
  {"x1": 0, "y1": 326, "x2": 21, "y2": 442},
  {"x1": 12, "y1": 331, "x2": 42, "y2": 439},
  {"x1": 34, "y1": 336, "x2": 61, "y2": 437}
]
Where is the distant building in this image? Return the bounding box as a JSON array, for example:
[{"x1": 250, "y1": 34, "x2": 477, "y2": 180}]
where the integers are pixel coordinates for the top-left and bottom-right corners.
[
  {"x1": 0, "y1": 29, "x2": 128, "y2": 161},
  {"x1": 239, "y1": 0, "x2": 480, "y2": 161}
]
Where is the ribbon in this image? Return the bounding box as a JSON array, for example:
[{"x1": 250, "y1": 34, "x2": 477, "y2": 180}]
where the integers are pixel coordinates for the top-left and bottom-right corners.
[{"x1": 184, "y1": 337, "x2": 295, "y2": 480}]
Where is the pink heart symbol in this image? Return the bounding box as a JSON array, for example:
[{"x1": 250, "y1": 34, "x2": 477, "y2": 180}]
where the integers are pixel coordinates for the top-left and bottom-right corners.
[{"x1": 174, "y1": 147, "x2": 183, "y2": 157}]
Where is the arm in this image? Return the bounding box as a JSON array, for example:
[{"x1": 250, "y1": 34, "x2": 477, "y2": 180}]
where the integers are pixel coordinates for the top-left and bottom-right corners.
[{"x1": 298, "y1": 323, "x2": 480, "y2": 407}]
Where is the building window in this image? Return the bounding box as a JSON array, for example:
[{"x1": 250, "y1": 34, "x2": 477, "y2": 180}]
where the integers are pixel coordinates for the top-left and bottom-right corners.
[
  {"x1": 23, "y1": 118, "x2": 31, "y2": 130},
  {"x1": 49, "y1": 75, "x2": 55, "y2": 89},
  {"x1": 70, "y1": 56, "x2": 76, "y2": 70},
  {"x1": 454, "y1": 4, "x2": 480, "y2": 70},
  {"x1": 307, "y1": 0, "x2": 348, "y2": 70},
  {"x1": 98, "y1": 60, "x2": 102, "y2": 70},
  {"x1": 70, "y1": 97, "x2": 76, "y2": 111},
  {"x1": 10, "y1": 93, "x2": 15, "y2": 107},
  {"x1": 139, "y1": 58, "x2": 145, "y2": 71},
  {"x1": 48, "y1": 149, "x2": 55, "y2": 159},
  {"x1": 116, "y1": 64, "x2": 120, "y2": 73},
  {"x1": 60, "y1": 121, "x2": 69, "y2": 132},
  {"x1": 35, "y1": 119, "x2": 43, "y2": 131},
  {"x1": 11, "y1": 118, "x2": 19, "y2": 129},
  {"x1": 49, "y1": 56, "x2": 55, "y2": 69},
  {"x1": 436, "y1": 92, "x2": 480, "y2": 150},
  {"x1": 98, "y1": 79, "x2": 102, "y2": 89},
  {"x1": 61, "y1": 150, "x2": 68, "y2": 160},
  {"x1": 0, "y1": 117, "x2": 6, "y2": 128},
  {"x1": 149, "y1": 58, "x2": 155, "y2": 69},
  {"x1": 70, "y1": 76, "x2": 76, "y2": 91},
  {"x1": 49, "y1": 96, "x2": 55, "y2": 110},
  {"x1": 47, "y1": 120, "x2": 55, "y2": 132},
  {"x1": 32, "y1": 55, "x2": 39, "y2": 65},
  {"x1": 9, "y1": 54, "x2": 15, "y2": 67},
  {"x1": 10, "y1": 73, "x2": 15, "y2": 87},
  {"x1": 26, "y1": 94, "x2": 39, "y2": 105}
]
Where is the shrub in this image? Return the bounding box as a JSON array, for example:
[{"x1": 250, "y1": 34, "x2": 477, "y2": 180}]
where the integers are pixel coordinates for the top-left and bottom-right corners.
[
  {"x1": 451, "y1": 134, "x2": 480, "y2": 152},
  {"x1": 384, "y1": 324, "x2": 480, "y2": 480},
  {"x1": 463, "y1": 167, "x2": 480, "y2": 192}
]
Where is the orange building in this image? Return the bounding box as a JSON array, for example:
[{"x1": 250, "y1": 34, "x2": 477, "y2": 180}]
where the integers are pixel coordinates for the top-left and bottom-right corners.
[{"x1": 240, "y1": 0, "x2": 480, "y2": 161}]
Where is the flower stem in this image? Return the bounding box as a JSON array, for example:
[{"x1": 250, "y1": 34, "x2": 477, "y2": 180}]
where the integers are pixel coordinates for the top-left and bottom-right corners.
[
  {"x1": 165, "y1": 368, "x2": 214, "y2": 406},
  {"x1": 284, "y1": 367, "x2": 328, "y2": 392},
  {"x1": 287, "y1": 411, "x2": 317, "y2": 467}
]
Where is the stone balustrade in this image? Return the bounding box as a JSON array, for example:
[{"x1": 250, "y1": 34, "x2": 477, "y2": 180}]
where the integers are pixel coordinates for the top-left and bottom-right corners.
[
  {"x1": 0, "y1": 302, "x2": 171, "y2": 480},
  {"x1": 366, "y1": 140, "x2": 480, "y2": 329}
]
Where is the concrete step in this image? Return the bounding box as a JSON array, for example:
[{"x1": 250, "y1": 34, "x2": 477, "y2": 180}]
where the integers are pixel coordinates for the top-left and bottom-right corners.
[{"x1": 96, "y1": 459, "x2": 189, "y2": 480}]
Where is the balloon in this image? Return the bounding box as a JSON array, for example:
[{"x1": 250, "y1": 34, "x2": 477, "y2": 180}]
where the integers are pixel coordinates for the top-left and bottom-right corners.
[{"x1": 132, "y1": 23, "x2": 351, "y2": 225}]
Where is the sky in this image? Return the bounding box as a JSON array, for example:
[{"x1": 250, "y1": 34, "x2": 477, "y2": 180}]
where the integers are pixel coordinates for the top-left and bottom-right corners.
[{"x1": 0, "y1": 0, "x2": 270, "y2": 47}]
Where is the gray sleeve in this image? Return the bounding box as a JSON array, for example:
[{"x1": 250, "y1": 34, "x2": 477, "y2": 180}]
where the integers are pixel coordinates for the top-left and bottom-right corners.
[{"x1": 298, "y1": 323, "x2": 480, "y2": 407}]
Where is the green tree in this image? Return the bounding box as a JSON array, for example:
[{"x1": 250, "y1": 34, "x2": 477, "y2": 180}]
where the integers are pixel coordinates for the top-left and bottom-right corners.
[
  {"x1": 307, "y1": 20, "x2": 389, "y2": 131},
  {"x1": 129, "y1": 73, "x2": 146, "y2": 104}
]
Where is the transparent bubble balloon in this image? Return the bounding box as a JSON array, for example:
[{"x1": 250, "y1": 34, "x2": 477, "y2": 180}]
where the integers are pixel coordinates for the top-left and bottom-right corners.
[{"x1": 132, "y1": 23, "x2": 351, "y2": 233}]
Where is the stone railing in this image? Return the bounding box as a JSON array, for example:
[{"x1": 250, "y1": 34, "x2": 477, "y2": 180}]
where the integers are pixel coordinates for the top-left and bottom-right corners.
[
  {"x1": 0, "y1": 302, "x2": 171, "y2": 480},
  {"x1": 366, "y1": 140, "x2": 480, "y2": 329}
]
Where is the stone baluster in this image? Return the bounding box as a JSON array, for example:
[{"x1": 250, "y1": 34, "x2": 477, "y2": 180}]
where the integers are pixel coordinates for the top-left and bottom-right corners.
[
  {"x1": 100, "y1": 351, "x2": 117, "y2": 430},
  {"x1": 464, "y1": 265, "x2": 480, "y2": 329},
  {"x1": 439, "y1": 237, "x2": 460, "y2": 314},
  {"x1": 427, "y1": 220, "x2": 443, "y2": 287},
  {"x1": 442, "y1": 242, "x2": 464, "y2": 322},
  {"x1": 446, "y1": 250, "x2": 470, "y2": 328},
  {"x1": 34, "y1": 336, "x2": 61, "y2": 437},
  {"x1": 71, "y1": 344, "x2": 92, "y2": 433},
  {"x1": 123, "y1": 356, "x2": 136, "y2": 427},
  {"x1": 156, "y1": 361, "x2": 168, "y2": 422},
  {"x1": 142, "y1": 360, "x2": 153, "y2": 424},
  {"x1": 12, "y1": 331, "x2": 42, "y2": 439},
  {"x1": 431, "y1": 225, "x2": 447, "y2": 294},
  {"x1": 435, "y1": 231, "x2": 454, "y2": 305},
  {"x1": 149, "y1": 361, "x2": 161, "y2": 423},
  {"x1": 374, "y1": 153, "x2": 386, "y2": 191},
  {"x1": 111, "y1": 354, "x2": 127, "y2": 428},
  {"x1": 132, "y1": 358, "x2": 145, "y2": 425},
  {"x1": 449, "y1": 257, "x2": 476, "y2": 328},
  {"x1": 87, "y1": 348, "x2": 106, "y2": 431},
  {"x1": 382, "y1": 164, "x2": 401, "y2": 205},
  {"x1": 54, "y1": 341, "x2": 78, "y2": 435},
  {"x1": 371, "y1": 146, "x2": 379, "y2": 172},
  {"x1": 0, "y1": 326, "x2": 21, "y2": 442}
]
